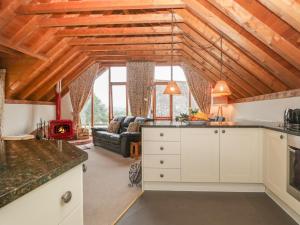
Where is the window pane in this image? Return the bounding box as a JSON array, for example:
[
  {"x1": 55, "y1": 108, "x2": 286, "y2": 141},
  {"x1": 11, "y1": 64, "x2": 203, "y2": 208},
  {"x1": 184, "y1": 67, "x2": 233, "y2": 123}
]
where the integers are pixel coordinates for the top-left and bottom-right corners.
[
  {"x1": 112, "y1": 85, "x2": 127, "y2": 117},
  {"x1": 173, "y1": 81, "x2": 189, "y2": 118},
  {"x1": 155, "y1": 66, "x2": 171, "y2": 81},
  {"x1": 94, "y1": 70, "x2": 109, "y2": 125},
  {"x1": 155, "y1": 85, "x2": 170, "y2": 118},
  {"x1": 173, "y1": 66, "x2": 186, "y2": 81},
  {"x1": 191, "y1": 94, "x2": 198, "y2": 110},
  {"x1": 110, "y1": 67, "x2": 127, "y2": 82},
  {"x1": 80, "y1": 96, "x2": 91, "y2": 127}
]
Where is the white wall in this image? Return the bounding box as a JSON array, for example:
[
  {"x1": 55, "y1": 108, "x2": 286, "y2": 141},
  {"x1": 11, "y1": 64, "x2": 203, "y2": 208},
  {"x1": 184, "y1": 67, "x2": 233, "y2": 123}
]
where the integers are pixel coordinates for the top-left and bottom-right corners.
[
  {"x1": 229, "y1": 96, "x2": 300, "y2": 122},
  {"x1": 3, "y1": 103, "x2": 55, "y2": 136}
]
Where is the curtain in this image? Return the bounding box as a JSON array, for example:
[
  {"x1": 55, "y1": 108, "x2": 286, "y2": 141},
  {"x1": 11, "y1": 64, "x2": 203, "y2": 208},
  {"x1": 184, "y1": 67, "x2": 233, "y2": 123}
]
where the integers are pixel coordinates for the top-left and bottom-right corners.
[
  {"x1": 0, "y1": 69, "x2": 5, "y2": 138},
  {"x1": 182, "y1": 63, "x2": 212, "y2": 114},
  {"x1": 127, "y1": 62, "x2": 155, "y2": 117},
  {"x1": 69, "y1": 63, "x2": 100, "y2": 128}
]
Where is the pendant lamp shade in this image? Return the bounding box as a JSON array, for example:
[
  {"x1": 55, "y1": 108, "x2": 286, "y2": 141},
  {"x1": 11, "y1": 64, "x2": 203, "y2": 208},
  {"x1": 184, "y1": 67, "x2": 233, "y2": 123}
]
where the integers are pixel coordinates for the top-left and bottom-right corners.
[
  {"x1": 212, "y1": 80, "x2": 231, "y2": 97},
  {"x1": 163, "y1": 81, "x2": 181, "y2": 95}
]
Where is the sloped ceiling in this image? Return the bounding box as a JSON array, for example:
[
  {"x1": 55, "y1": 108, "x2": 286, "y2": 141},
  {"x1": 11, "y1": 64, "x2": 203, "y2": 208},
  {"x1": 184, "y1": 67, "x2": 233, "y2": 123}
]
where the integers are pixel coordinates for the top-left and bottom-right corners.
[{"x1": 0, "y1": 0, "x2": 299, "y2": 102}]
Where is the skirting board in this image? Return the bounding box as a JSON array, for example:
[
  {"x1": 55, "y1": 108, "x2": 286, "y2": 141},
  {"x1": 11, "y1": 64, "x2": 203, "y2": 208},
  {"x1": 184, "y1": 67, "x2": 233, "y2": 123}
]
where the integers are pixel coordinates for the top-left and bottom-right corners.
[
  {"x1": 266, "y1": 189, "x2": 300, "y2": 225},
  {"x1": 143, "y1": 182, "x2": 265, "y2": 193}
]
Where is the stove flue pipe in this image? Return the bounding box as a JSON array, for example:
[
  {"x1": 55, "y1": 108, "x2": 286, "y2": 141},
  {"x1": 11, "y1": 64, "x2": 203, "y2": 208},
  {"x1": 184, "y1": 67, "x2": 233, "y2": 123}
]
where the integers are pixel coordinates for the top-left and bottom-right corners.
[{"x1": 55, "y1": 81, "x2": 62, "y2": 120}]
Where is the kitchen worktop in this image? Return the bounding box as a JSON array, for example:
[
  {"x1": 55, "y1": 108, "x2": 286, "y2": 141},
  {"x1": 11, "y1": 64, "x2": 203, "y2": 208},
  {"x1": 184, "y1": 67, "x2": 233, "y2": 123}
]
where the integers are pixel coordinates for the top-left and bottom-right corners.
[
  {"x1": 0, "y1": 139, "x2": 88, "y2": 208},
  {"x1": 141, "y1": 121, "x2": 300, "y2": 136}
]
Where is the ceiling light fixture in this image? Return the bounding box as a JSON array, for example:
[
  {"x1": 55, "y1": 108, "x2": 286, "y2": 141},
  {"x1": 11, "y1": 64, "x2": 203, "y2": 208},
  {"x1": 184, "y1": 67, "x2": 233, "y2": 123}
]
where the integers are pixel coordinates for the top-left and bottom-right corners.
[
  {"x1": 212, "y1": 36, "x2": 231, "y2": 97},
  {"x1": 163, "y1": 9, "x2": 181, "y2": 95}
]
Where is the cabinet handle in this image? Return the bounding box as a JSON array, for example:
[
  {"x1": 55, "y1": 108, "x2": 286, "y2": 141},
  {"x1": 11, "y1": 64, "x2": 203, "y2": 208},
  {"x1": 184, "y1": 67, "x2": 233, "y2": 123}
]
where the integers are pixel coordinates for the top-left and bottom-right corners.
[
  {"x1": 160, "y1": 174, "x2": 164, "y2": 178},
  {"x1": 82, "y1": 164, "x2": 87, "y2": 173},
  {"x1": 214, "y1": 130, "x2": 218, "y2": 134},
  {"x1": 160, "y1": 133, "x2": 164, "y2": 137},
  {"x1": 160, "y1": 160, "x2": 164, "y2": 164},
  {"x1": 160, "y1": 146, "x2": 164, "y2": 151},
  {"x1": 61, "y1": 191, "x2": 72, "y2": 204},
  {"x1": 222, "y1": 130, "x2": 226, "y2": 134},
  {"x1": 280, "y1": 135, "x2": 284, "y2": 139}
]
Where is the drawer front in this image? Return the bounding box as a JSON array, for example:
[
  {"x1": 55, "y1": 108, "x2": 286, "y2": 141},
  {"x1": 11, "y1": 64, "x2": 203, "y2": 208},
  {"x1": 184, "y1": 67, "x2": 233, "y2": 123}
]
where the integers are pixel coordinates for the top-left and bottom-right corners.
[
  {"x1": 144, "y1": 155, "x2": 180, "y2": 169},
  {"x1": 143, "y1": 128, "x2": 180, "y2": 142},
  {"x1": 143, "y1": 141, "x2": 180, "y2": 155},
  {"x1": 144, "y1": 168, "x2": 180, "y2": 182},
  {"x1": 0, "y1": 165, "x2": 83, "y2": 225}
]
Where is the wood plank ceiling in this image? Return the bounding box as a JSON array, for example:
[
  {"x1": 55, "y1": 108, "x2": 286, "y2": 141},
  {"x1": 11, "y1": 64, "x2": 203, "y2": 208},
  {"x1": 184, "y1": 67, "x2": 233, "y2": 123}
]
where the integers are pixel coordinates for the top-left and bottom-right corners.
[{"x1": 0, "y1": 0, "x2": 299, "y2": 102}]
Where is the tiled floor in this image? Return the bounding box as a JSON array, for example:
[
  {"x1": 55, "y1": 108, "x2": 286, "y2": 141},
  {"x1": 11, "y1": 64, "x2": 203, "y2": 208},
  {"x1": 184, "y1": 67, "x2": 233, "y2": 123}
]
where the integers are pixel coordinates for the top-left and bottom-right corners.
[{"x1": 117, "y1": 191, "x2": 298, "y2": 225}]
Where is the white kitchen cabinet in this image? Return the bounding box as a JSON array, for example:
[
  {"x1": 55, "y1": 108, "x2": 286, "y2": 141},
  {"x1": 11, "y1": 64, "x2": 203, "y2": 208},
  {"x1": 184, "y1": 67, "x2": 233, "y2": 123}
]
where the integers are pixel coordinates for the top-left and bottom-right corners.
[
  {"x1": 181, "y1": 128, "x2": 220, "y2": 182},
  {"x1": 0, "y1": 165, "x2": 84, "y2": 225},
  {"x1": 220, "y1": 128, "x2": 263, "y2": 183},
  {"x1": 59, "y1": 206, "x2": 83, "y2": 225},
  {"x1": 264, "y1": 130, "x2": 287, "y2": 199}
]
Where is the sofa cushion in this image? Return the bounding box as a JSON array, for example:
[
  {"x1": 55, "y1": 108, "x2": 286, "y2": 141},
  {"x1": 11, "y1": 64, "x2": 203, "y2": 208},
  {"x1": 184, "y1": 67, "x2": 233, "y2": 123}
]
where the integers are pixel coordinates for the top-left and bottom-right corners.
[
  {"x1": 127, "y1": 122, "x2": 140, "y2": 132},
  {"x1": 107, "y1": 121, "x2": 121, "y2": 133},
  {"x1": 95, "y1": 131, "x2": 121, "y2": 145},
  {"x1": 122, "y1": 116, "x2": 136, "y2": 127},
  {"x1": 134, "y1": 117, "x2": 146, "y2": 124},
  {"x1": 112, "y1": 116, "x2": 126, "y2": 123}
]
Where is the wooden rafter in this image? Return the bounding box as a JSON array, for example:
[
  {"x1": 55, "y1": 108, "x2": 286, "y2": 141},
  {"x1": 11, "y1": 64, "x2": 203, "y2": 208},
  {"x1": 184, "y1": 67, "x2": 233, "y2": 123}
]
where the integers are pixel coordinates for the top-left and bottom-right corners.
[
  {"x1": 207, "y1": 0, "x2": 300, "y2": 70},
  {"x1": 79, "y1": 44, "x2": 181, "y2": 52},
  {"x1": 39, "y1": 13, "x2": 183, "y2": 27},
  {"x1": 18, "y1": 0, "x2": 185, "y2": 14},
  {"x1": 257, "y1": 0, "x2": 300, "y2": 33},
  {"x1": 56, "y1": 26, "x2": 182, "y2": 37}
]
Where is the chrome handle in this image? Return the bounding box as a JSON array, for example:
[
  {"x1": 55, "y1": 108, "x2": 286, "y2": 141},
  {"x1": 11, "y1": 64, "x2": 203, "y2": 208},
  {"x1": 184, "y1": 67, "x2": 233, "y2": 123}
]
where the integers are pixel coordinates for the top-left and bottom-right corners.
[
  {"x1": 61, "y1": 191, "x2": 72, "y2": 204},
  {"x1": 160, "y1": 133, "x2": 164, "y2": 137},
  {"x1": 160, "y1": 174, "x2": 164, "y2": 178},
  {"x1": 160, "y1": 146, "x2": 164, "y2": 151},
  {"x1": 214, "y1": 130, "x2": 218, "y2": 134},
  {"x1": 280, "y1": 135, "x2": 284, "y2": 139},
  {"x1": 82, "y1": 164, "x2": 87, "y2": 173},
  {"x1": 160, "y1": 160, "x2": 164, "y2": 164},
  {"x1": 222, "y1": 130, "x2": 226, "y2": 134}
]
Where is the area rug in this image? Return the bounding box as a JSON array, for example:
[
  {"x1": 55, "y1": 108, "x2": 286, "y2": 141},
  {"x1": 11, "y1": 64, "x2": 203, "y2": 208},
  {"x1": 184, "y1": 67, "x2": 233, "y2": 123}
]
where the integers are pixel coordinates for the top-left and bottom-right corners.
[{"x1": 82, "y1": 145, "x2": 142, "y2": 225}]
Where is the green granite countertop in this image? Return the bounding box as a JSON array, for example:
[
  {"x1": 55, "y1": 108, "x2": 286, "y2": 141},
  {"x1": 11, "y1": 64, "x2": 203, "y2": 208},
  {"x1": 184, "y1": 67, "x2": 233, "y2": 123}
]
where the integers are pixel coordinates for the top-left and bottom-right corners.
[{"x1": 0, "y1": 140, "x2": 88, "y2": 208}]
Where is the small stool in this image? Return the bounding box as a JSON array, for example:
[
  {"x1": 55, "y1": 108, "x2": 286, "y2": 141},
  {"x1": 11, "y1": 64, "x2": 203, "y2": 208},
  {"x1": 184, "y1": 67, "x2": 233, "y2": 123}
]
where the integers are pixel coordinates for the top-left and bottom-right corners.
[{"x1": 130, "y1": 142, "x2": 141, "y2": 160}]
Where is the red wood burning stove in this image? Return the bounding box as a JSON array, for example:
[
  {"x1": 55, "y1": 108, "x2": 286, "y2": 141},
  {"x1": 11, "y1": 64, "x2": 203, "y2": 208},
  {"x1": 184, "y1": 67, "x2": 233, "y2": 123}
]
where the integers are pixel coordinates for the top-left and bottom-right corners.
[{"x1": 48, "y1": 120, "x2": 74, "y2": 140}]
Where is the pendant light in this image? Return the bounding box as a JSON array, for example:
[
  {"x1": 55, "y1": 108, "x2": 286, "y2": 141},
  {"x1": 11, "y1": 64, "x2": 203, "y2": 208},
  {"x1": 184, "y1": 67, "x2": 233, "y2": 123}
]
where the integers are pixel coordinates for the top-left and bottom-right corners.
[
  {"x1": 212, "y1": 36, "x2": 231, "y2": 97},
  {"x1": 163, "y1": 9, "x2": 181, "y2": 95}
]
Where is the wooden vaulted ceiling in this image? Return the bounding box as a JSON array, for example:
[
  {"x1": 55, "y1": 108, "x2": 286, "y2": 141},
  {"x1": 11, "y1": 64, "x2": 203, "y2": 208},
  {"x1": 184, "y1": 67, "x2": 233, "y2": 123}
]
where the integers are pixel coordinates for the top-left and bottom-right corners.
[{"x1": 0, "y1": 0, "x2": 300, "y2": 102}]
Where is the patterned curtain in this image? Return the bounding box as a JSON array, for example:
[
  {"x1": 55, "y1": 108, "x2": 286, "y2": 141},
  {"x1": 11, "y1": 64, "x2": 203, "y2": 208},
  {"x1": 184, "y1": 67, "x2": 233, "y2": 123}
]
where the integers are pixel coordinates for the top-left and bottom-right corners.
[
  {"x1": 127, "y1": 62, "x2": 155, "y2": 117},
  {"x1": 0, "y1": 69, "x2": 5, "y2": 137},
  {"x1": 69, "y1": 63, "x2": 100, "y2": 128},
  {"x1": 182, "y1": 63, "x2": 212, "y2": 114}
]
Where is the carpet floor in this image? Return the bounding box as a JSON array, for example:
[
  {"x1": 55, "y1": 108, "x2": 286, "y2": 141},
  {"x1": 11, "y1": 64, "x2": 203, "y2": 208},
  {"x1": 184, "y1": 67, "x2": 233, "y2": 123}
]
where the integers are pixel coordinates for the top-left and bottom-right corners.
[
  {"x1": 82, "y1": 146, "x2": 142, "y2": 225},
  {"x1": 117, "y1": 191, "x2": 298, "y2": 225}
]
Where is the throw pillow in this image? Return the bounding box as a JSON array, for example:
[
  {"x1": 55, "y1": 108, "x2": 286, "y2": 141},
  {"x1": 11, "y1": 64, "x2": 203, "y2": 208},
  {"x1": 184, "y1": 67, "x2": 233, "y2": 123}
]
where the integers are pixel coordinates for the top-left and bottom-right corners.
[
  {"x1": 127, "y1": 122, "x2": 140, "y2": 132},
  {"x1": 107, "y1": 121, "x2": 121, "y2": 133}
]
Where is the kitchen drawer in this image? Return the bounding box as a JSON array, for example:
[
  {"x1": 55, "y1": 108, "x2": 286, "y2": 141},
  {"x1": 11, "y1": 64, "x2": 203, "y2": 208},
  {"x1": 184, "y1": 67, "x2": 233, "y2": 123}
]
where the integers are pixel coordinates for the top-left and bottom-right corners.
[
  {"x1": 144, "y1": 168, "x2": 180, "y2": 182},
  {"x1": 143, "y1": 141, "x2": 180, "y2": 155},
  {"x1": 143, "y1": 128, "x2": 180, "y2": 142},
  {"x1": 0, "y1": 165, "x2": 83, "y2": 225},
  {"x1": 144, "y1": 155, "x2": 180, "y2": 169}
]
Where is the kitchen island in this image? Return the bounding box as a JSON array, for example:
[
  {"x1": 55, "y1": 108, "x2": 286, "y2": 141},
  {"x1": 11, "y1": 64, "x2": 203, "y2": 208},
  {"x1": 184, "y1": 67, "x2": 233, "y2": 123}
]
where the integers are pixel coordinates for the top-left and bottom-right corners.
[
  {"x1": 141, "y1": 121, "x2": 300, "y2": 223},
  {"x1": 0, "y1": 139, "x2": 88, "y2": 225}
]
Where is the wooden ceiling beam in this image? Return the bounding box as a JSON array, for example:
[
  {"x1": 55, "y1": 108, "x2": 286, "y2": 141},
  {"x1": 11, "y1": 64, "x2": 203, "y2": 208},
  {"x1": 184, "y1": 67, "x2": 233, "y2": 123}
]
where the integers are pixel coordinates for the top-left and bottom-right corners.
[
  {"x1": 39, "y1": 13, "x2": 183, "y2": 27},
  {"x1": 207, "y1": 0, "x2": 300, "y2": 70},
  {"x1": 0, "y1": 45, "x2": 23, "y2": 57},
  {"x1": 257, "y1": 0, "x2": 300, "y2": 33},
  {"x1": 56, "y1": 26, "x2": 182, "y2": 37},
  {"x1": 70, "y1": 36, "x2": 182, "y2": 46},
  {"x1": 179, "y1": 23, "x2": 272, "y2": 94},
  {"x1": 177, "y1": 8, "x2": 289, "y2": 92},
  {"x1": 6, "y1": 39, "x2": 70, "y2": 98},
  {"x1": 181, "y1": 55, "x2": 241, "y2": 99},
  {"x1": 79, "y1": 44, "x2": 181, "y2": 52},
  {"x1": 182, "y1": 44, "x2": 252, "y2": 98},
  {"x1": 32, "y1": 54, "x2": 89, "y2": 101},
  {"x1": 93, "y1": 55, "x2": 183, "y2": 61},
  {"x1": 0, "y1": 35, "x2": 48, "y2": 61},
  {"x1": 18, "y1": 0, "x2": 185, "y2": 14},
  {"x1": 87, "y1": 50, "x2": 181, "y2": 57},
  {"x1": 18, "y1": 48, "x2": 81, "y2": 100}
]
